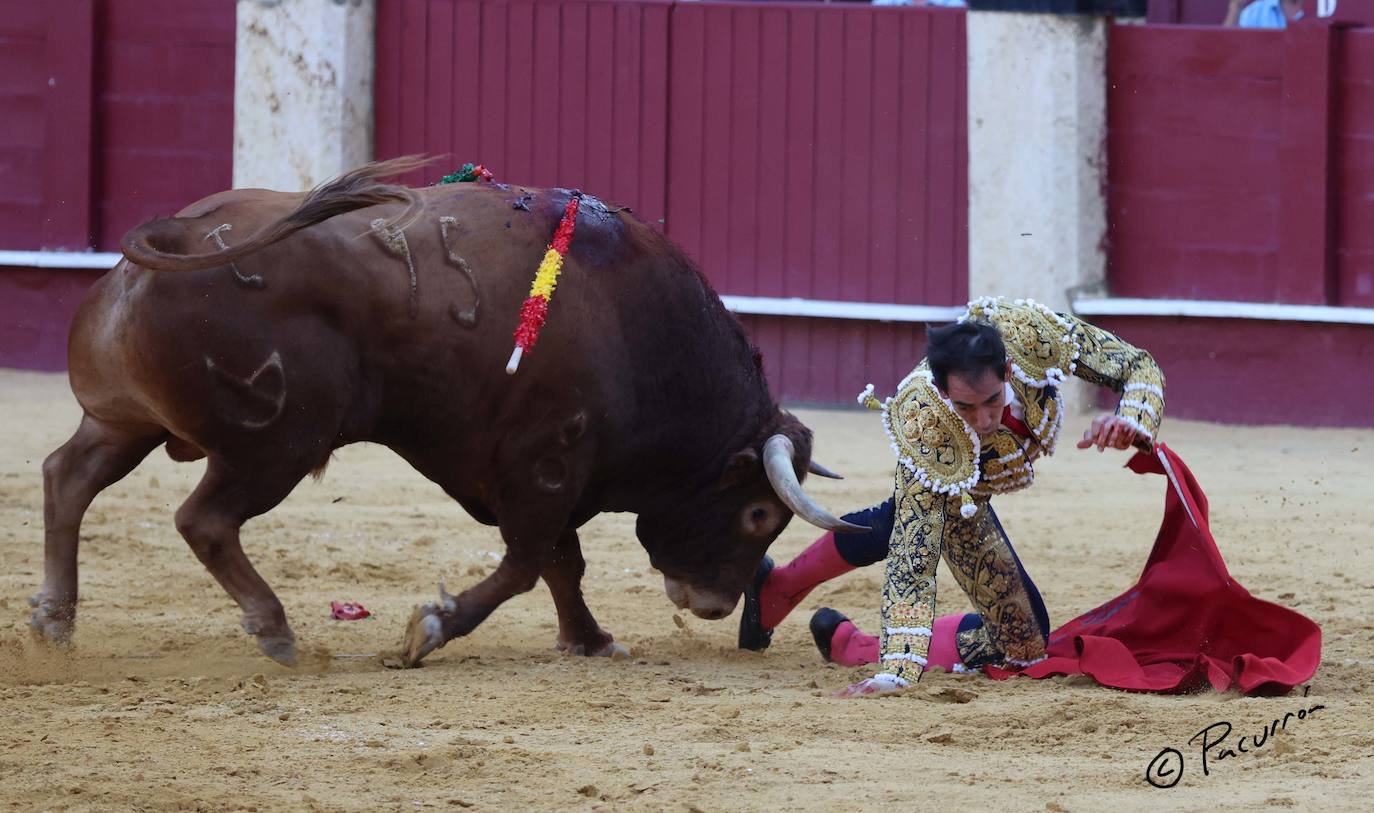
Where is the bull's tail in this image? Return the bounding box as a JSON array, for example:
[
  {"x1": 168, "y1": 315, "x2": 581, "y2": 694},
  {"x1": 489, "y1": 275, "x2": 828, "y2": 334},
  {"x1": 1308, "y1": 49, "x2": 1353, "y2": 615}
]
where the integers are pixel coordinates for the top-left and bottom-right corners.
[{"x1": 120, "y1": 155, "x2": 435, "y2": 273}]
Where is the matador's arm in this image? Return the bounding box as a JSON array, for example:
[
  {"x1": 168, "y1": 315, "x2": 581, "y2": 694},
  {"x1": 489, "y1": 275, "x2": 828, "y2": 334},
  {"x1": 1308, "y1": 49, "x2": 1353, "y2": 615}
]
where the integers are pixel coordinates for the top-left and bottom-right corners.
[{"x1": 1062, "y1": 312, "x2": 1166, "y2": 446}]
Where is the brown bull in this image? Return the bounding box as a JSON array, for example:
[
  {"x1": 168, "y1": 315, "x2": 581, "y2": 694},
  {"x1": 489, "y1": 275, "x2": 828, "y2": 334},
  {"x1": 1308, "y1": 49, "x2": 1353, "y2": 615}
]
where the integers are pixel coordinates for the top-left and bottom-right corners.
[{"x1": 32, "y1": 158, "x2": 862, "y2": 667}]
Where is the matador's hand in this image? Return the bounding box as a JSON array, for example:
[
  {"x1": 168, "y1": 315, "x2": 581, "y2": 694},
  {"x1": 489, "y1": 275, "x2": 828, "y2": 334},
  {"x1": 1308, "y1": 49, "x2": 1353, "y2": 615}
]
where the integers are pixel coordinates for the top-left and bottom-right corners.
[
  {"x1": 1075, "y1": 413, "x2": 1139, "y2": 452},
  {"x1": 832, "y1": 673, "x2": 910, "y2": 698}
]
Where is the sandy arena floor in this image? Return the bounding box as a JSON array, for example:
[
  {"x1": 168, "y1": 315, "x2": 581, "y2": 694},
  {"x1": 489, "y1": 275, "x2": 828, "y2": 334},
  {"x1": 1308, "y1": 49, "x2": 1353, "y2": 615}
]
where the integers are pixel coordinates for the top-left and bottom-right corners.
[{"x1": 1, "y1": 369, "x2": 1371, "y2": 811}]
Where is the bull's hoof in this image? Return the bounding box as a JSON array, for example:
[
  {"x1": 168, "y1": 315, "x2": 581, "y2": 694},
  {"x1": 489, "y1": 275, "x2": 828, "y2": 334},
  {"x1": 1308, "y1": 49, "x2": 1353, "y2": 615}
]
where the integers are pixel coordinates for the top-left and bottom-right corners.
[
  {"x1": 401, "y1": 604, "x2": 446, "y2": 667},
  {"x1": 556, "y1": 636, "x2": 629, "y2": 658},
  {"x1": 257, "y1": 634, "x2": 298, "y2": 667},
  {"x1": 27, "y1": 598, "x2": 75, "y2": 647},
  {"x1": 240, "y1": 613, "x2": 296, "y2": 666}
]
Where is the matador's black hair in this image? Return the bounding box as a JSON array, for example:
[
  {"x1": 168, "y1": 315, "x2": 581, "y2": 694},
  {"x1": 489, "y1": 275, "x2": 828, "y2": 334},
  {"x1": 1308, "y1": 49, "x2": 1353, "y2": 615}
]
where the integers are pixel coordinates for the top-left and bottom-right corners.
[{"x1": 926, "y1": 319, "x2": 1007, "y2": 393}]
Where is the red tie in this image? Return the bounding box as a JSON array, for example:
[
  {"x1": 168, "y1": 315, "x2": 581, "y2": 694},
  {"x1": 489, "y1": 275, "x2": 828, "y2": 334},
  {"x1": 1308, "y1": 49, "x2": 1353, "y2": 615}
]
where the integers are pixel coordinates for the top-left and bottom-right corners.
[{"x1": 1002, "y1": 406, "x2": 1032, "y2": 439}]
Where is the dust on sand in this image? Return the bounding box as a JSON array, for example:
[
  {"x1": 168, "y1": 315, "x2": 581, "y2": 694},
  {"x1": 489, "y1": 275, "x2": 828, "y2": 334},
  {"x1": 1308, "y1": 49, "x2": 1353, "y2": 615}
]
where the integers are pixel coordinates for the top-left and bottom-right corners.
[{"x1": 2, "y1": 370, "x2": 1371, "y2": 811}]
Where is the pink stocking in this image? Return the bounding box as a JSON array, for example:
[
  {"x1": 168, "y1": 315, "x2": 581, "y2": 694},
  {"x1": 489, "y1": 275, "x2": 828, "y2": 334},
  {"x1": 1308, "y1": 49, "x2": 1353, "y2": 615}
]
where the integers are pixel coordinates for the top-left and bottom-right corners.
[
  {"x1": 827, "y1": 613, "x2": 967, "y2": 670},
  {"x1": 760, "y1": 532, "x2": 855, "y2": 629}
]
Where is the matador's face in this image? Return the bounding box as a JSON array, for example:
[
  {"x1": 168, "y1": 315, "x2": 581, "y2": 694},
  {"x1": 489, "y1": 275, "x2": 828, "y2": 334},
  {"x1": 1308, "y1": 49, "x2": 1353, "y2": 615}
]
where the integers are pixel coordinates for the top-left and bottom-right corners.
[{"x1": 940, "y1": 363, "x2": 1011, "y2": 438}]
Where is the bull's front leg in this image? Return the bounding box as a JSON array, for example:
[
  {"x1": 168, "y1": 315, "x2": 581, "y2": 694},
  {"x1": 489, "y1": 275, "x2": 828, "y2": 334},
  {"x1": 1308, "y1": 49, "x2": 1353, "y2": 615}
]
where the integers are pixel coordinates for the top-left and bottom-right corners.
[
  {"x1": 543, "y1": 529, "x2": 626, "y2": 657},
  {"x1": 401, "y1": 507, "x2": 561, "y2": 667},
  {"x1": 401, "y1": 415, "x2": 604, "y2": 667}
]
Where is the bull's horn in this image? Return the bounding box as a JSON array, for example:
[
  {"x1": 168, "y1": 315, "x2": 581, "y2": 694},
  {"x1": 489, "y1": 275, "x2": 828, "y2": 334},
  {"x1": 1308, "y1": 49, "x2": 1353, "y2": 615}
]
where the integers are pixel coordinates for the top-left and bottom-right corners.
[
  {"x1": 763, "y1": 435, "x2": 869, "y2": 533},
  {"x1": 807, "y1": 460, "x2": 844, "y2": 480}
]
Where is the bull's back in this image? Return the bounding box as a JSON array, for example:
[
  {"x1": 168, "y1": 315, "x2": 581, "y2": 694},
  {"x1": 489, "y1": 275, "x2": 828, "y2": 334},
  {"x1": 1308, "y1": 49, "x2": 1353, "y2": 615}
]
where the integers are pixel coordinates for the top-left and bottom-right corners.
[
  {"x1": 66, "y1": 180, "x2": 738, "y2": 471},
  {"x1": 66, "y1": 189, "x2": 324, "y2": 439}
]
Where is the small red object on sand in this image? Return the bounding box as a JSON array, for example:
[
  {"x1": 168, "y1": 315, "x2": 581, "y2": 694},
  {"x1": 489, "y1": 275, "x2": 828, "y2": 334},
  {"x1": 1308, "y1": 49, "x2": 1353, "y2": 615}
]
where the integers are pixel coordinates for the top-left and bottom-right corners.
[{"x1": 330, "y1": 601, "x2": 371, "y2": 621}]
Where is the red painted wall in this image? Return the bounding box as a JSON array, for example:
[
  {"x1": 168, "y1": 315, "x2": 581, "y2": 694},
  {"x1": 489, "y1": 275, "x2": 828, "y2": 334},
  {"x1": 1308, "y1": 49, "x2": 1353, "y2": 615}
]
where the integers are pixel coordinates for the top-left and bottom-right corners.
[
  {"x1": 738, "y1": 315, "x2": 930, "y2": 406},
  {"x1": 374, "y1": 0, "x2": 968, "y2": 404},
  {"x1": 0, "y1": 4, "x2": 50, "y2": 249},
  {"x1": 1091, "y1": 316, "x2": 1373, "y2": 427},
  {"x1": 375, "y1": 0, "x2": 672, "y2": 228},
  {"x1": 667, "y1": 3, "x2": 966, "y2": 403},
  {"x1": 0, "y1": 0, "x2": 234, "y2": 252},
  {"x1": 1106, "y1": 18, "x2": 1374, "y2": 427},
  {"x1": 1335, "y1": 29, "x2": 1374, "y2": 307},
  {"x1": 1107, "y1": 21, "x2": 1374, "y2": 308},
  {"x1": 0, "y1": 268, "x2": 103, "y2": 371},
  {"x1": 1107, "y1": 25, "x2": 1284, "y2": 301},
  {"x1": 91, "y1": 0, "x2": 235, "y2": 251},
  {"x1": 0, "y1": 0, "x2": 233, "y2": 371}
]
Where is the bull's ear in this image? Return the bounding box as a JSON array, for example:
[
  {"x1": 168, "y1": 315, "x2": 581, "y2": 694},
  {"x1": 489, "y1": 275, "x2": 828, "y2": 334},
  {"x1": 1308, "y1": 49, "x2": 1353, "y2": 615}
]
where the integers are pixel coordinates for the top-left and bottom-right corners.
[{"x1": 719, "y1": 448, "x2": 760, "y2": 489}]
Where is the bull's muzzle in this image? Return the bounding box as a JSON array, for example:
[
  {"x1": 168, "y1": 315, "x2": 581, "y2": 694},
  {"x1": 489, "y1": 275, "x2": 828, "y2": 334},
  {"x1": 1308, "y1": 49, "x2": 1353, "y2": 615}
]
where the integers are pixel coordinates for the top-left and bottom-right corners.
[{"x1": 663, "y1": 576, "x2": 738, "y2": 620}]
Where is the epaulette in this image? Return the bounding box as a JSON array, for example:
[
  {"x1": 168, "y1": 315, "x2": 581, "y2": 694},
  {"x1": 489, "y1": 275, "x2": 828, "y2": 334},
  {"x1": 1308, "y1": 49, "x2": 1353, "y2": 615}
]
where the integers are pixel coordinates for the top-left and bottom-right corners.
[
  {"x1": 961, "y1": 297, "x2": 1079, "y2": 388},
  {"x1": 858, "y1": 369, "x2": 981, "y2": 519}
]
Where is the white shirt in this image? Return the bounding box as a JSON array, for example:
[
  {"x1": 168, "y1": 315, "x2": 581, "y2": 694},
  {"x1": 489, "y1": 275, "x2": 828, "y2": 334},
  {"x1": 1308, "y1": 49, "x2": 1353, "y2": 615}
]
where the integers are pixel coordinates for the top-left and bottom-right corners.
[
  {"x1": 1238, "y1": 0, "x2": 1300, "y2": 28},
  {"x1": 1004, "y1": 381, "x2": 1026, "y2": 424}
]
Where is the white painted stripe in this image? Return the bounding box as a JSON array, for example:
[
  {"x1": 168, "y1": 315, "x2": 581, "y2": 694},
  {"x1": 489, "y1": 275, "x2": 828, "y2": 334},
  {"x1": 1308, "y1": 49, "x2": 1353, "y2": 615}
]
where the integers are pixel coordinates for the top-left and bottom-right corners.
[
  {"x1": 719, "y1": 295, "x2": 964, "y2": 323},
  {"x1": 1072, "y1": 297, "x2": 1374, "y2": 327},
  {"x1": 0, "y1": 250, "x2": 122, "y2": 270}
]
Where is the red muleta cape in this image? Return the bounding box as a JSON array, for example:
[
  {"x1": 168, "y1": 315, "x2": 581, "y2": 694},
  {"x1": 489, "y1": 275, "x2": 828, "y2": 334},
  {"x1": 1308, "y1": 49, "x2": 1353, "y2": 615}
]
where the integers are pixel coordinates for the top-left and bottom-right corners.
[{"x1": 986, "y1": 443, "x2": 1321, "y2": 696}]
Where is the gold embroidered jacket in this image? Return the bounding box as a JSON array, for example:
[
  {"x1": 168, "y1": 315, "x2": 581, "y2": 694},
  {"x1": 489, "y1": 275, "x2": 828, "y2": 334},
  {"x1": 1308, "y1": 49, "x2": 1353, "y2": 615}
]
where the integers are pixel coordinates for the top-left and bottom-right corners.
[{"x1": 859, "y1": 298, "x2": 1166, "y2": 683}]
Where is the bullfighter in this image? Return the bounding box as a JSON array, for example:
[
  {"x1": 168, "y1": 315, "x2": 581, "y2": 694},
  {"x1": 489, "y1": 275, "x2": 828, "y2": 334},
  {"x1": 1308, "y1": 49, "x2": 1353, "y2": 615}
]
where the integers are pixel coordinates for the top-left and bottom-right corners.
[{"x1": 737, "y1": 297, "x2": 1166, "y2": 696}]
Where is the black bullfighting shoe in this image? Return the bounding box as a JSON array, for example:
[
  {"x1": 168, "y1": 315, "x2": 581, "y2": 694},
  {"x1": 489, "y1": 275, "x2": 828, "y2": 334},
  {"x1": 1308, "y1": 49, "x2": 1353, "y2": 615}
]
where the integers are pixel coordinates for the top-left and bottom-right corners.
[
  {"x1": 809, "y1": 607, "x2": 849, "y2": 663},
  {"x1": 737, "y1": 555, "x2": 775, "y2": 651}
]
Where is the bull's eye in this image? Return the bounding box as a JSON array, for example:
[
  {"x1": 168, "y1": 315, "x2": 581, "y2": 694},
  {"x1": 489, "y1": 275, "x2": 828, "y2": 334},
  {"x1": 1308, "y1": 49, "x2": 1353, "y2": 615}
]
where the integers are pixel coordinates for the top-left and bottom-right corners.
[{"x1": 740, "y1": 501, "x2": 780, "y2": 537}]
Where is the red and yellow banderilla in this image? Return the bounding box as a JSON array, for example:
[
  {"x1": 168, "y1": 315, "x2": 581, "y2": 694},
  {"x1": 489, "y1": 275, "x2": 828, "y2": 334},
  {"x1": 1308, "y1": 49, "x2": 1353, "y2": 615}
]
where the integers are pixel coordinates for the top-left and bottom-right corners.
[{"x1": 505, "y1": 191, "x2": 582, "y2": 374}]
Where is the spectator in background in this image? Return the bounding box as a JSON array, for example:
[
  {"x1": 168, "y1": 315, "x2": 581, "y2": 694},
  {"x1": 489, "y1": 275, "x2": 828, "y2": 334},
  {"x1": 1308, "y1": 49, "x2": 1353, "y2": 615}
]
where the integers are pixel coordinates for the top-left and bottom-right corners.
[{"x1": 1225, "y1": 0, "x2": 1304, "y2": 28}]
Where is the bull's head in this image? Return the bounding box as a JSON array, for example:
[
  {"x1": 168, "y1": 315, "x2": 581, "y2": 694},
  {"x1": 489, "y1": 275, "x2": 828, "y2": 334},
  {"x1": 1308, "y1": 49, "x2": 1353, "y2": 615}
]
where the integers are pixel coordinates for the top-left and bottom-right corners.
[{"x1": 636, "y1": 411, "x2": 865, "y2": 620}]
